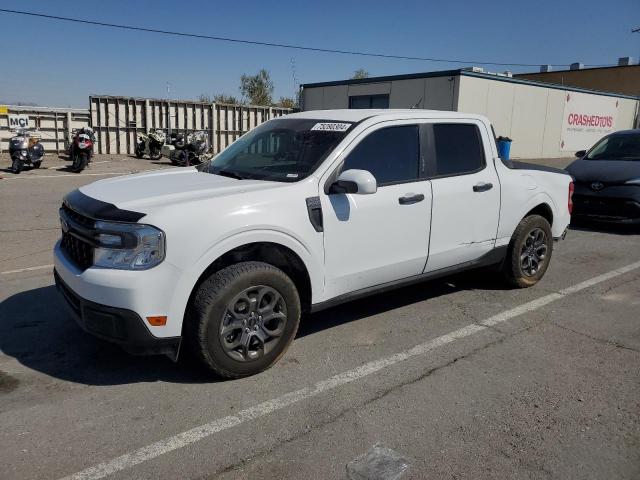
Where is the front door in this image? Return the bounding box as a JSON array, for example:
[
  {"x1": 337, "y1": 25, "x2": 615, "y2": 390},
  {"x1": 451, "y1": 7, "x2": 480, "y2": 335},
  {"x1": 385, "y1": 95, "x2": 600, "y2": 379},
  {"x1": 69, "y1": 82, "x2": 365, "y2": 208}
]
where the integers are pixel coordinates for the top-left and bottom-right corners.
[{"x1": 320, "y1": 124, "x2": 432, "y2": 299}]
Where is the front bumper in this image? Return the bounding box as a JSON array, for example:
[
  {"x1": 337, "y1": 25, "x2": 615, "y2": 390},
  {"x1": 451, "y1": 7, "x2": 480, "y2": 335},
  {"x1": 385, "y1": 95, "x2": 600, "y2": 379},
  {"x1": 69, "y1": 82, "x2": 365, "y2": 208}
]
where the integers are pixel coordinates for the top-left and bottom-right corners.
[
  {"x1": 54, "y1": 269, "x2": 180, "y2": 358},
  {"x1": 571, "y1": 183, "x2": 640, "y2": 224}
]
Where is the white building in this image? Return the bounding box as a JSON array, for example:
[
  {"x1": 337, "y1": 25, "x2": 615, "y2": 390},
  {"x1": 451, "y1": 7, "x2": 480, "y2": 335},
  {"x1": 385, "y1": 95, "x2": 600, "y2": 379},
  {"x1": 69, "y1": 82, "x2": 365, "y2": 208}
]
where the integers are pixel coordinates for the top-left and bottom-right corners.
[{"x1": 300, "y1": 68, "x2": 639, "y2": 159}]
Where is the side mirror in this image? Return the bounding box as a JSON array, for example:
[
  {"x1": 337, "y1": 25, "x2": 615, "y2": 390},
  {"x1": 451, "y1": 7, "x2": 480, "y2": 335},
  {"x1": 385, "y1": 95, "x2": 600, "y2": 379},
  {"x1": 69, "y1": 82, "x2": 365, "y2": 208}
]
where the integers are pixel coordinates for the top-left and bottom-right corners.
[
  {"x1": 329, "y1": 169, "x2": 377, "y2": 195},
  {"x1": 575, "y1": 150, "x2": 586, "y2": 158}
]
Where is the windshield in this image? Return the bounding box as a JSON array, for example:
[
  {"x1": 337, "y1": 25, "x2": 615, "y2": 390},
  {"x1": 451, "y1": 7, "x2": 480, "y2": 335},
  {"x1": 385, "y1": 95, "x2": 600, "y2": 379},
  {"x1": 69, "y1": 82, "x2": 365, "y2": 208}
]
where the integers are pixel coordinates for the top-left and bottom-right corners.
[
  {"x1": 586, "y1": 133, "x2": 640, "y2": 161},
  {"x1": 201, "y1": 118, "x2": 354, "y2": 182}
]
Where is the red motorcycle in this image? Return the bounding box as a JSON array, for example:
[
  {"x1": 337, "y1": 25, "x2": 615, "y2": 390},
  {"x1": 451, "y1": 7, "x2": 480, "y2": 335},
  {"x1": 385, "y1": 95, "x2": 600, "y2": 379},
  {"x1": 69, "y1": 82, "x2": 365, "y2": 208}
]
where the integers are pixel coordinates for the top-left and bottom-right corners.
[{"x1": 68, "y1": 127, "x2": 95, "y2": 173}]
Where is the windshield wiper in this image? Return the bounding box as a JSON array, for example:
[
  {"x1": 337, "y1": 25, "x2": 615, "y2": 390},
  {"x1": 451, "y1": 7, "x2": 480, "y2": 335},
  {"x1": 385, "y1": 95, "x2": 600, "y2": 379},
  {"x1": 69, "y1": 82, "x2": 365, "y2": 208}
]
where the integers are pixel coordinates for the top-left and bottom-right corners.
[{"x1": 213, "y1": 169, "x2": 247, "y2": 180}]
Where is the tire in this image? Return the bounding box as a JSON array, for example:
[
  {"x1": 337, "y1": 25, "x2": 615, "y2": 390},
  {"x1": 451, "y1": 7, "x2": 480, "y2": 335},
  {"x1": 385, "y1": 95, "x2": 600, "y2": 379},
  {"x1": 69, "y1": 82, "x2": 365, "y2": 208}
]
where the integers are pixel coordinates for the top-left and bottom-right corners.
[
  {"x1": 32, "y1": 161, "x2": 41, "y2": 169},
  {"x1": 135, "y1": 144, "x2": 145, "y2": 159},
  {"x1": 149, "y1": 148, "x2": 162, "y2": 160},
  {"x1": 185, "y1": 261, "x2": 301, "y2": 378},
  {"x1": 71, "y1": 153, "x2": 88, "y2": 173},
  {"x1": 502, "y1": 215, "x2": 553, "y2": 288},
  {"x1": 11, "y1": 157, "x2": 23, "y2": 174}
]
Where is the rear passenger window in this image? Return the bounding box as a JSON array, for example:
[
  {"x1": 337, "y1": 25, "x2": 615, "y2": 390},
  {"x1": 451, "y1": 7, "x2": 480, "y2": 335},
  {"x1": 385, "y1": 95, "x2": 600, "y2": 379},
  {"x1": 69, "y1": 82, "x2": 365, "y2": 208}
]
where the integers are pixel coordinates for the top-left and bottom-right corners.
[
  {"x1": 342, "y1": 125, "x2": 419, "y2": 185},
  {"x1": 432, "y1": 124, "x2": 485, "y2": 176}
]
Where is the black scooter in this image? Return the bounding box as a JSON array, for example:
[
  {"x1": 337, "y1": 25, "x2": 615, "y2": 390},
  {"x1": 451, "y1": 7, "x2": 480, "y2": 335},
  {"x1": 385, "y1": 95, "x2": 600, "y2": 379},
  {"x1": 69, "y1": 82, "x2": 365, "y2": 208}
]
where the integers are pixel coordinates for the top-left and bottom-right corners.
[{"x1": 9, "y1": 129, "x2": 45, "y2": 174}]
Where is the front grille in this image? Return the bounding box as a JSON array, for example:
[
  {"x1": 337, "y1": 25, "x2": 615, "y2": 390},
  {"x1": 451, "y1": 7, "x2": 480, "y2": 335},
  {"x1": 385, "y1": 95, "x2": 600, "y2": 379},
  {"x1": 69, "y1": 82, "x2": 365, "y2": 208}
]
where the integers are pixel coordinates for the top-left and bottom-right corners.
[
  {"x1": 61, "y1": 203, "x2": 94, "y2": 228},
  {"x1": 573, "y1": 194, "x2": 640, "y2": 219},
  {"x1": 60, "y1": 204, "x2": 95, "y2": 270}
]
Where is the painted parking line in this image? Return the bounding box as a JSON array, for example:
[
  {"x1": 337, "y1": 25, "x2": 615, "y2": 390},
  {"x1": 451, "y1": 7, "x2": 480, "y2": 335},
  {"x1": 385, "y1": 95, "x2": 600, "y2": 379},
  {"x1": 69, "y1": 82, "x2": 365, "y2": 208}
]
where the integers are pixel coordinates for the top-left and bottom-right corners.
[
  {"x1": 1, "y1": 264, "x2": 53, "y2": 275},
  {"x1": 58, "y1": 259, "x2": 640, "y2": 480}
]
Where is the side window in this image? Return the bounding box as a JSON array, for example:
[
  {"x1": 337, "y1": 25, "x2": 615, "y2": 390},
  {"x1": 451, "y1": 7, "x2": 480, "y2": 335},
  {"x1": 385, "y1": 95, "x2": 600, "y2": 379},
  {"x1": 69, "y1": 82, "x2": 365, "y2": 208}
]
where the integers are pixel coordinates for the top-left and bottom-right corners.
[
  {"x1": 342, "y1": 125, "x2": 419, "y2": 185},
  {"x1": 432, "y1": 124, "x2": 485, "y2": 177}
]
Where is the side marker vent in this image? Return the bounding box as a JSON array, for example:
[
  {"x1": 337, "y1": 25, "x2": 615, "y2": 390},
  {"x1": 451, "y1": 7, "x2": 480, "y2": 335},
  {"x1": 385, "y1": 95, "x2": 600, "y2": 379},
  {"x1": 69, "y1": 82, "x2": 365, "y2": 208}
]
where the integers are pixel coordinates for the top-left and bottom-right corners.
[{"x1": 305, "y1": 196, "x2": 323, "y2": 232}]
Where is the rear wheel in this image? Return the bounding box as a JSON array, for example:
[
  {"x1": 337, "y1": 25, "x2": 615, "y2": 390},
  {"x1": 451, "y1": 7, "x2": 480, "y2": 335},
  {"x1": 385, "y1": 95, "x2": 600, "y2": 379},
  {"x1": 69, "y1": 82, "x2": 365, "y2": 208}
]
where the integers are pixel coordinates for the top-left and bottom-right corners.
[
  {"x1": 502, "y1": 215, "x2": 553, "y2": 288},
  {"x1": 32, "y1": 160, "x2": 42, "y2": 169},
  {"x1": 185, "y1": 261, "x2": 301, "y2": 378}
]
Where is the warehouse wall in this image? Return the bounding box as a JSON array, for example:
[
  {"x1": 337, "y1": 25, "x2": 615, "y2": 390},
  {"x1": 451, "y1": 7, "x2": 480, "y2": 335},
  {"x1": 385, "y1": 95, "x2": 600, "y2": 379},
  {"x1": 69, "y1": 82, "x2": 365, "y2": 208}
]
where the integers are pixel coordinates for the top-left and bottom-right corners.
[
  {"x1": 456, "y1": 75, "x2": 639, "y2": 158},
  {"x1": 301, "y1": 76, "x2": 457, "y2": 111},
  {"x1": 515, "y1": 65, "x2": 640, "y2": 97}
]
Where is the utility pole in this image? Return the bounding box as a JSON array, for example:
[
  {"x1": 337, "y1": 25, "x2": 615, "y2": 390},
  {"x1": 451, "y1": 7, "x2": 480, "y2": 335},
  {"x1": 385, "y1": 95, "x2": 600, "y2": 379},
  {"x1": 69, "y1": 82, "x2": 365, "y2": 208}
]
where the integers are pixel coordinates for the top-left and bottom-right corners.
[
  {"x1": 290, "y1": 57, "x2": 299, "y2": 107},
  {"x1": 166, "y1": 81, "x2": 171, "y2": 137}
]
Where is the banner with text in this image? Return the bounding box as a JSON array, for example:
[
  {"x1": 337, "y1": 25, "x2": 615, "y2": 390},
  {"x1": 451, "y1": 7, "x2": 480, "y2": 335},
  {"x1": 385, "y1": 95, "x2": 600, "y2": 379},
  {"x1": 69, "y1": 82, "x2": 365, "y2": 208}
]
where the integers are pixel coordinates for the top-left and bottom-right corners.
[{"x1": 561, "y1": 92, "x2": 618, "y2": 151}]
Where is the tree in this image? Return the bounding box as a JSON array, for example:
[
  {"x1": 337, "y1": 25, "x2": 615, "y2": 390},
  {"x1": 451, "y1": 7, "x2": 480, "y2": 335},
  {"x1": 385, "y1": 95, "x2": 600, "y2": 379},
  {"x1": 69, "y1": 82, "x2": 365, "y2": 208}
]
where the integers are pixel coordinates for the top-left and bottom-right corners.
[
  {"x1": 239, "y1": 69, "x2": 274, "y2": 106},
  {"x1": 213, "y1": 93, "x2": 240, "y2": 105},
  {"x1": 198, "y1": 93, "x2": 241, "y2": 105},
  {"x1": 351, "y1": 68, "x2": 369, "y2": 79},
  {"x1": 274, "y1": 97, "x2": 297, "y2": 109}
]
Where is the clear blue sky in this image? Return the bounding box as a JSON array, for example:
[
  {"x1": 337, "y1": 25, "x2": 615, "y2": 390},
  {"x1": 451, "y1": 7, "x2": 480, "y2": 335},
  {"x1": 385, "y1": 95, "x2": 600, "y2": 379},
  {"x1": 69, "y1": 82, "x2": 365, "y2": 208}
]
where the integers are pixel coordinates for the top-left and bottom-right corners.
[{"x1": 0, "y1": 0, "x2": 638, "y2": 107}]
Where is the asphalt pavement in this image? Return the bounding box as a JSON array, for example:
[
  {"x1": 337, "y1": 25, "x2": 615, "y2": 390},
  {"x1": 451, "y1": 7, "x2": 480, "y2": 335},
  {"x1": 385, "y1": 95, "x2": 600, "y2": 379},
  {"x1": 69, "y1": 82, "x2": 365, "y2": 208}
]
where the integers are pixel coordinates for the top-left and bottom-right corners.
[{"x1": 1, "y1": 153, "x2": 638, "y2": 480}]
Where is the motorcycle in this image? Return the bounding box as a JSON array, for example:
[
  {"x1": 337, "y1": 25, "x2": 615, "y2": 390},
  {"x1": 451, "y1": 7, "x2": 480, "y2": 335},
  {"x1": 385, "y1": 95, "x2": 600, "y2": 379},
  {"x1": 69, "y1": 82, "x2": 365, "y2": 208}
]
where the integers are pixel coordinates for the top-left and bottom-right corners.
[
  {"x1": 135, "y1": 130, "x2": 165, "y2": 160},
  {"x1": 161, "y1": 131, "x2": 212, "y2": 166},
  {"x1": 9, "y1": 129, "x2": 45, "y2": 174},
  {"x1": 68, "y1": 127, "x2": 96, "y2": 173}
]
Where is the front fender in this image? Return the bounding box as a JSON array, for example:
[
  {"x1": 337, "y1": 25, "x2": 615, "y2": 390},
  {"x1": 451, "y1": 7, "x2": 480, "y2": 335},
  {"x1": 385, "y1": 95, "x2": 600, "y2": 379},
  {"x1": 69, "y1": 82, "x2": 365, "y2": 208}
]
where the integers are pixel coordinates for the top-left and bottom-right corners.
[{"x1": 167, "y1": 229, "x2": 324, "y2": 332}]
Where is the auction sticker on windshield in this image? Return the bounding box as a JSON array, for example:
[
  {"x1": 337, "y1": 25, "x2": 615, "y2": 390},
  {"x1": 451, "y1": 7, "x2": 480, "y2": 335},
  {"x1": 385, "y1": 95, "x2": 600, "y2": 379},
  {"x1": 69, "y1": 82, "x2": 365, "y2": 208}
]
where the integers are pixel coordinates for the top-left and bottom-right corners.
[{"x1": 311, "y1": 122, "x2": 352, "y2": 132}]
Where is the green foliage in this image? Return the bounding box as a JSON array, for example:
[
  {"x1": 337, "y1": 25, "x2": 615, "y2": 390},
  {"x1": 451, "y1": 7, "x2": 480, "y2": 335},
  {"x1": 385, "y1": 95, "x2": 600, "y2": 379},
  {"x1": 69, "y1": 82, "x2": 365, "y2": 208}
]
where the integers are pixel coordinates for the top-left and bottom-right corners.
[
  {"x1": 213, "y1": 94, "x2": 241, "y2": 105},
  {"x1": 239, "y1": 69, "x2": 274, "y2": 106},
  {"x1": 198, "y1": 93, "x2": 241, "y2": 105},
  {"x1": 351, "y1": 68, "x2": 369, "y2": 79},
  {"x1": 274, "y1": 97, "x2": 297, "y2": 109}
]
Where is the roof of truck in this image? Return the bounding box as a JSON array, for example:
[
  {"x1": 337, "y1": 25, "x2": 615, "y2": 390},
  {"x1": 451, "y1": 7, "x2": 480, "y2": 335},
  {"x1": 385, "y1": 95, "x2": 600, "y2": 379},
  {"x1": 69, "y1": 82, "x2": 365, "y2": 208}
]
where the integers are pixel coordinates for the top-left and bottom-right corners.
[{"x1": 285, "y1": 109, "x2": 490, "y2": 123}]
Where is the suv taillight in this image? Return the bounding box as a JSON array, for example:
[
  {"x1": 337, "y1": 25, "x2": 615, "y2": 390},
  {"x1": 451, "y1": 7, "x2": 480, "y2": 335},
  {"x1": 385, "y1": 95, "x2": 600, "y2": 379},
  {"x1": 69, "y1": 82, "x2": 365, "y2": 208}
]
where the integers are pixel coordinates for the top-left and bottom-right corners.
[{"x1": 568, "y1": 181, "x2": 574, "y2": 214}]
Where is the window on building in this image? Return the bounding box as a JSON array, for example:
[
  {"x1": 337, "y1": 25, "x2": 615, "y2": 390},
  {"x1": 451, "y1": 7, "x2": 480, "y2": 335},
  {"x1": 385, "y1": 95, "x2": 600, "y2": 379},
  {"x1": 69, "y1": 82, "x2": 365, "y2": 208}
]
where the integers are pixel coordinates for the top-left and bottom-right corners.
[
  {"x1": 349, "y1": 94, "x2": 390, "y2": 109},
  {"x1": 432, "y1": 124, "x2": 485, "y2": 177},
  {"x1": 342, "y1": 125, "x2": 419, "y2": 185}
]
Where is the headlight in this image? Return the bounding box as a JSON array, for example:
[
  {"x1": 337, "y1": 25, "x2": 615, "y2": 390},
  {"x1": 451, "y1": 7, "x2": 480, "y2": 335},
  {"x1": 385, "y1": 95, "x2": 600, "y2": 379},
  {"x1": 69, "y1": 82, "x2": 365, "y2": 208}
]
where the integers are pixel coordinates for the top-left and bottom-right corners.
[
  {"x1": 93, "y1": 221, "x2": 165, "y2": 270},
  {"x1": 624, "y1": 178, "x2": 640, "y2": 185}
]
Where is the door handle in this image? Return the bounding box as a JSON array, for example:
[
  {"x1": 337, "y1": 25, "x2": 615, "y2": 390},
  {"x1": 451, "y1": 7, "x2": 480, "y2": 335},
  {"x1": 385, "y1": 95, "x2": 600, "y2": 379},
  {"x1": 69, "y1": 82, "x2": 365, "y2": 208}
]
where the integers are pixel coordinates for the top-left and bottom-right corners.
[
  {"x1": 473, "y1": 182, "x2": 493, "y2": 192},
  {"x1": 398, "y1": 193, "x2": 425, "y2": 205}
]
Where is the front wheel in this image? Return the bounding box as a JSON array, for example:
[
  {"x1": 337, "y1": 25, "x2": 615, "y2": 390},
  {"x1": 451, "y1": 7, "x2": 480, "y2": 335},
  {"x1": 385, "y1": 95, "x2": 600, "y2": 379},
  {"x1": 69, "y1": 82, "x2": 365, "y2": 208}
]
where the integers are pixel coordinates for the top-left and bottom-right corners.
[
  {"x1": 11, "y1": 157, "x2": 23, "y2": 174},
  {"x1": 135, "y1": 143, "x2": 145, "y2": 159},
  {"x1": 185, "y1": 262, "x2": 301, "y2": 378},
  {"x1": 71, "y1": 153, "x2": 89, "y2": 173},
  {"x1": 502, "y1": 215, "x2": 553, "y2": 288},
  {"x1": 149, "y1": 146, "x2": 163, "y2": 160}
]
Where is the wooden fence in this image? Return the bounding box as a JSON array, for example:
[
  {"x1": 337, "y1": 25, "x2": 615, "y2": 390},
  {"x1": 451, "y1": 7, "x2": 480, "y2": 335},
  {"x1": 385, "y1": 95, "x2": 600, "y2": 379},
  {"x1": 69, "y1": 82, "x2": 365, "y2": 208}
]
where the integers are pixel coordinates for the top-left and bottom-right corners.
[
  {"x1": 89, "y1": 96, "x2": 292, "y2": 155},
  {"x1": 0, "y1": 105, "x2": 90, "y2": 153},
  {"x1": 1, "y1": 98, "x2": 291, "y2": 154}
]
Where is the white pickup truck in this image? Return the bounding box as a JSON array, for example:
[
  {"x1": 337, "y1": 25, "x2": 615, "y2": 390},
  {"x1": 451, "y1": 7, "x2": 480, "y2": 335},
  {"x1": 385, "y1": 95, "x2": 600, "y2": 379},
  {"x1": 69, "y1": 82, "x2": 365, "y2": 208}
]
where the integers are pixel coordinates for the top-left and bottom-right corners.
[{"x1": 54, "y1": 110, "x2": 573, "y2": 377}]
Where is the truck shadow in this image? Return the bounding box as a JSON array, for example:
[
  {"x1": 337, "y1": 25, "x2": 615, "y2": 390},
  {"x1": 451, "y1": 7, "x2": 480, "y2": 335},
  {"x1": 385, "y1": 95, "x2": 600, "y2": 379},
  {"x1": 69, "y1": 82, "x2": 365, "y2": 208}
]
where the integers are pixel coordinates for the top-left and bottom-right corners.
[
  {"x1": 0, "y1": 269, "x2": 510, "y2": 386},
  {"x1": 0, "y1": 286, "x2": 216, "y2": 386},
  {"x1": 299, "y1": 268, "x2": 510, "y2": 337}
]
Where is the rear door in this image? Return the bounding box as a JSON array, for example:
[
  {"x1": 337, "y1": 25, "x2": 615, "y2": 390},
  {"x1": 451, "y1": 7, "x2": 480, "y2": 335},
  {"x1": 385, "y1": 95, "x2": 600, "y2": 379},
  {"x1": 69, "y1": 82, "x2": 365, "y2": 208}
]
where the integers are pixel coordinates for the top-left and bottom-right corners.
[{"x1": 424, "y1": 121, "x2": 500, "y2": 272}]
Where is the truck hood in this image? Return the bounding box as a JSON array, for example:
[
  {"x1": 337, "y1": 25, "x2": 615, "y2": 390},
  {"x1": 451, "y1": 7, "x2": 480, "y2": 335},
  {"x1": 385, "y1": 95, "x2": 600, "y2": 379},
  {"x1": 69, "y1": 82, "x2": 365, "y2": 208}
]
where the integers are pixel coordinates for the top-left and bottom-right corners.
[
  {"x1": 79, "y1": 167, "x2": 283, "y2": 213},
  {"x1": 566, "y1": 159, "x2": 640, "y2": 184}
]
